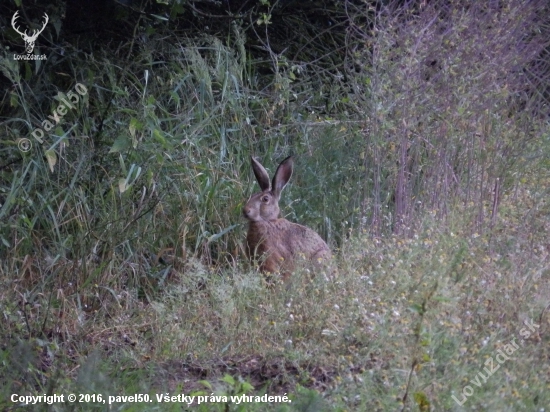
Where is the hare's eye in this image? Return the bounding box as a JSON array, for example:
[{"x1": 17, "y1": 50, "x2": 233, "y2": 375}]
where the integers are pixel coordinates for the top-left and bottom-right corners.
[{"x1": 262, "y1": 195, "x2": 270, "y2": 202}]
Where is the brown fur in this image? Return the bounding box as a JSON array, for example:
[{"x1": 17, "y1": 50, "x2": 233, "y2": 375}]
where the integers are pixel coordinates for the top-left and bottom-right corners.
[{"x1": 243, "y1": 156, "x2": 331, "y2": 280}]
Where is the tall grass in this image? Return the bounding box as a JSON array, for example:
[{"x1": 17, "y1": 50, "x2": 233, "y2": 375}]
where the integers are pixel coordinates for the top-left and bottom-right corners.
[{"x1": 345, "y1": 0, "x2": 550, "y2": 235}]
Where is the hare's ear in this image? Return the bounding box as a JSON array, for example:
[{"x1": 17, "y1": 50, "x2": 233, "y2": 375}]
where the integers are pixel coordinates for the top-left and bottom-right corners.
[
  {"x1": 251, "y1": 157, "x2": 271, "y2": 191},
  {"x1": 272, "y1": 156, "x2": 293, "y2": 197}
]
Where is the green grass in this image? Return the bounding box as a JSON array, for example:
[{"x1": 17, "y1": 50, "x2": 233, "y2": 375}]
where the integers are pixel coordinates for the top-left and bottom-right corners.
[{"x1": 1, "y1": 196, "x2": 549, "y2": 411}]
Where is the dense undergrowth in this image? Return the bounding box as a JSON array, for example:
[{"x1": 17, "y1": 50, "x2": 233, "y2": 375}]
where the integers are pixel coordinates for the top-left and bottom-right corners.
[{"x1": 1, "y1": 0, "x2": 550, "y2": 410}]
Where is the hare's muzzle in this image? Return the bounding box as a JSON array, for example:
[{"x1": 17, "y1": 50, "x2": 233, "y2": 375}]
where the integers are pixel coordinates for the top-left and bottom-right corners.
[{"x1": 243, "y1": 204, "x2": 259, "y2": 221}]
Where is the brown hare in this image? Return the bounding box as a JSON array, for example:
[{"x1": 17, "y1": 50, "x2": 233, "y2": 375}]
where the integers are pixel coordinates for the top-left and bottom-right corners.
[{"x1": 243, "y1": 156, "x2": 331, "y2": 281}]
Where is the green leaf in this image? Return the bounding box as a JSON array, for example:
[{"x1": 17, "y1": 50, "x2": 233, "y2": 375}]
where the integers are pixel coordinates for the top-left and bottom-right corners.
[
  {"x1": 129, "y1": 117, "x2": 143, "y2": 136},
  {"x1": 1, "y1": 236, "x2": 11, "y2": 247},
  {"x1": 409, "y1": 303, "x2": 424, "y2": 314},
  {"x1": 241, "y1": 382, "x2": 254, "y2": 392},
  {"x1": 54, "y1": 126, "x2": 65, "y2": 138},
  {"x1": 10, "y1": 92, "x2": 18, "y2": 108},
  {"x1": 198, "y1": 380, "x2": 213, "y2": 390},
  {"x1": 109, "y1": 135, "x2": 131, "y2": 153},
  {"x1": 207, "y1": 224, "x2": 238, "y2": 243},
  {"x1": 153, "y1": 129, "x2": 166, "y2": 145},
  {"x1": 221, "y1": 374, "x2": 236, "y2": 386},
  {"x1": 24, "y1": 61, "x2": 32, "y2": 81}
]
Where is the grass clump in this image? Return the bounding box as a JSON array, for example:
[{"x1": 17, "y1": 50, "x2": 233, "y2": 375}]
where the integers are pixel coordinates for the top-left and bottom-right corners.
[{"x1": 1, "y1": 201, "x2": 549, "y2": 410}]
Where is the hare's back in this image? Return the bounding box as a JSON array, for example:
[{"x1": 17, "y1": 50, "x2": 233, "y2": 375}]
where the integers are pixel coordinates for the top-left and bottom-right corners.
[{"x1": 285, "y1": 221, "x2": 330, "y2": 257}]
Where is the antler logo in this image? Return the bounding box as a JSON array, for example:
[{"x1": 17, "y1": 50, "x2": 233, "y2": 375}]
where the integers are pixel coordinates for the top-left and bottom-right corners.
[{"x1": 11, "y1": 11, "x2": 49, "y2": 54}]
